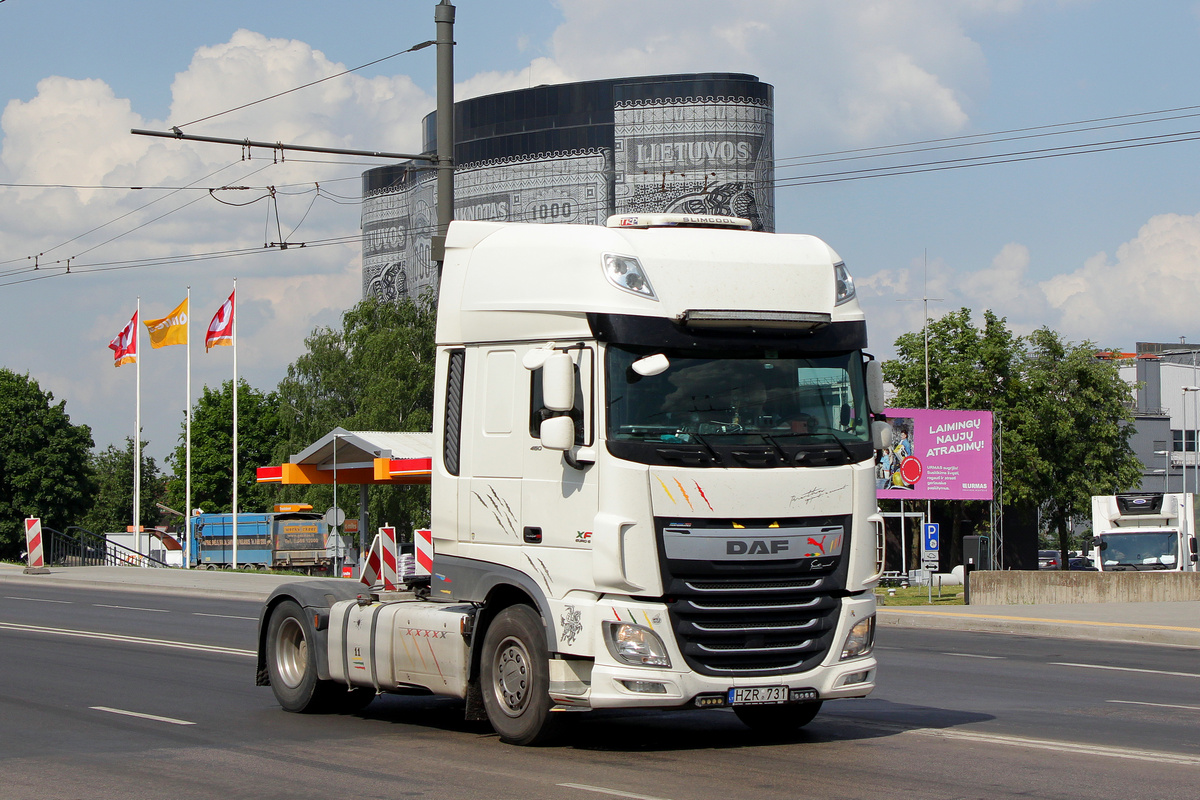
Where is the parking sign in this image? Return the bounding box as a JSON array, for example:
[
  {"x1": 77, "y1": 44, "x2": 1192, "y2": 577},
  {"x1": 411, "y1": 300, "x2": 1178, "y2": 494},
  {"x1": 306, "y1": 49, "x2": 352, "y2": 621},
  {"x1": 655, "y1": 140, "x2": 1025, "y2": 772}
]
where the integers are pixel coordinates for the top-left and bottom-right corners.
[{"x1": 923, "y1": 523, "x2": 939, "y2": 552}]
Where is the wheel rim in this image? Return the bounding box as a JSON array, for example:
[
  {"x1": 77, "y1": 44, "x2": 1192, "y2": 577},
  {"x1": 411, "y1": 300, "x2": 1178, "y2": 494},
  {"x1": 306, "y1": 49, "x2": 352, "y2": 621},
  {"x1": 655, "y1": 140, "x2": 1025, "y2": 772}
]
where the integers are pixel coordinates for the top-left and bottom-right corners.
[
  {"x1": 274, "y1": 616, "x2": 308, "y2": 688},
  {"x1": 491, "y1": 635, "x2": 531, "y2": 717}
]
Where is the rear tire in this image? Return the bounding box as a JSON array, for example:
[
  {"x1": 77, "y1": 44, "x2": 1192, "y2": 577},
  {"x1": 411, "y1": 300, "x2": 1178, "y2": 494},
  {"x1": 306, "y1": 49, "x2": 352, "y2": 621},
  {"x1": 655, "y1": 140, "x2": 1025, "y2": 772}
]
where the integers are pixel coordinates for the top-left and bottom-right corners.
[
  {"x1": 265, "y1": 600, "x2": 340, "y2": 712},
  {"x1": 734, "y1": 701, "x2": 823, "y2": 734},
  {"x1": 480, "y1": 605, "x2": 558, "y2": 745}
]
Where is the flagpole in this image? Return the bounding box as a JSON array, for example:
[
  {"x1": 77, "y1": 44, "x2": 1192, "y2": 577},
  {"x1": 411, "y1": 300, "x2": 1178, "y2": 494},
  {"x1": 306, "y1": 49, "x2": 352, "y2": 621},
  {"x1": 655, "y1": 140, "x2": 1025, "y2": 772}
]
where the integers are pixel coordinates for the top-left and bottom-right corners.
[
  {"x1": 232, "y1": 278, "x2": 239, "y2": 570},
  {"x1": 185, "y1": 286, "x2": 192, "y2": 570},
  {"x1": 135, "y1": 297, "x2": 142, "y2": 564}
]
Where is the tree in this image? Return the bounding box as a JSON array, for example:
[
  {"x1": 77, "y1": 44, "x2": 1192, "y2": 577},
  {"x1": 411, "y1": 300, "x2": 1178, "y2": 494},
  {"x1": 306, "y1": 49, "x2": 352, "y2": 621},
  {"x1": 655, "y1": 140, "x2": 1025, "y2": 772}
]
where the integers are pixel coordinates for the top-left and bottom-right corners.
[
  {"x1": 884, "y1": 308, "x2": 1023, "y2": 413},
  {"x1": 274, "y1": 295, "x2": 437, "y2": 536},
  {"x1": 1005, "y1": 328, "x2": 1142, "y2": 561},
  {"x1": 882, "y1": 309, "x2": 1025, "y2": 565},
  {"x1": 883, "y1": 312, "x2": 1143, "y2": 567},
  {"x1": 80, "y1": 438, "x2": 165, "y2": 535},
  {"x1": 0, "y1": 369, "x2": 94, "y2": 559},
  {"x1": 165, "y1": 379, "x2": 282, "y2": 516}
]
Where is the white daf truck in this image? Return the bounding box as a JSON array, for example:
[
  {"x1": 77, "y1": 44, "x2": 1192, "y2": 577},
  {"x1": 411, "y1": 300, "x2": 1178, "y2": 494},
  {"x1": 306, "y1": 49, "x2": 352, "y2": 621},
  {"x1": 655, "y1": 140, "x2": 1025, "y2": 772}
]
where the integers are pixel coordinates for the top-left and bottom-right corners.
[
  {"x1": 256, "y1": 213, "x2": 889, "y2": 745},
  {"x1": 1089, "y1": 492, "x2": 1200, "y2": 572}
]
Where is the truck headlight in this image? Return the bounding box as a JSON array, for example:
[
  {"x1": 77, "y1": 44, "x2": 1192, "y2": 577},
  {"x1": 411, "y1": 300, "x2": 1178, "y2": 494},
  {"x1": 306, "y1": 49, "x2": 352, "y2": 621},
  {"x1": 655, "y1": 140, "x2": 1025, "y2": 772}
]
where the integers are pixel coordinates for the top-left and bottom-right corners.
[
  {"x1": 840, "y1": 615, "x2": 875, "y2": 660},
  {"x1": 603, "y1": 621, "x2": 671, "y2": 667}
]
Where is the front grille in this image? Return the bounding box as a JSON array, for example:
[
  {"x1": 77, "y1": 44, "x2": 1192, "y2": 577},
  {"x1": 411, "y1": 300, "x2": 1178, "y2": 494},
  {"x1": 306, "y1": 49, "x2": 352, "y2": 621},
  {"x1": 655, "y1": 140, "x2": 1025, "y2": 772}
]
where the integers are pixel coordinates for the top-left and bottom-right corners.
[{"x1": 658, "y1": 515, "x2": 850, "y2": 677}]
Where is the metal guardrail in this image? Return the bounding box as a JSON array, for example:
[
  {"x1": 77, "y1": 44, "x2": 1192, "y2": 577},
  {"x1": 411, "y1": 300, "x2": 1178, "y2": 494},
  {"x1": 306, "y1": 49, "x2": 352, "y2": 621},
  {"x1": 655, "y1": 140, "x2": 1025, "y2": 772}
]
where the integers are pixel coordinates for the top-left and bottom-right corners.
[{"x1": 42, "y1": 526, "x2": 172, "y2": 569}]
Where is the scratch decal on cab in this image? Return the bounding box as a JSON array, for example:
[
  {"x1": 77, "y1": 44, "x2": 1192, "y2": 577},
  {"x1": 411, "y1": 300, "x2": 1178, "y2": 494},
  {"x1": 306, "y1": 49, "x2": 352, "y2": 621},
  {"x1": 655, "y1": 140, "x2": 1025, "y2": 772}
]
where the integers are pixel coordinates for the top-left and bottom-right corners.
[
  {"x1": 655, "y1": 475, "x2": 676, "y2": 504},
  {"x1": 674, "y1": 478, "x2": 693, "y2": 510},
  {"x1": 693, "y1": 481, "x2": 714, "y2": 511}
]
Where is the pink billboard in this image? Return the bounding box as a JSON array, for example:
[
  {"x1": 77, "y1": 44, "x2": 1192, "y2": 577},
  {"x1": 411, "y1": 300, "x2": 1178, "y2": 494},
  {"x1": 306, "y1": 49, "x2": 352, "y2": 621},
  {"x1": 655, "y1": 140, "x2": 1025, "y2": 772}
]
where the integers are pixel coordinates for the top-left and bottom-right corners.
[{"x1": 877, "y1": 409, "x2": 994, "y2": 501}]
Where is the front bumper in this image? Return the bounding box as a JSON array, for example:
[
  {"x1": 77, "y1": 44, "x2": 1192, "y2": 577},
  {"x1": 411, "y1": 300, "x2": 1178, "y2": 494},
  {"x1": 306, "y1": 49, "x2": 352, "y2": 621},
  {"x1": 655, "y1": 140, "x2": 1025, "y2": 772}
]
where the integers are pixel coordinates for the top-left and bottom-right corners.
[{"x1": 549, "y1": 593, "x2": 876, "y2": 710}]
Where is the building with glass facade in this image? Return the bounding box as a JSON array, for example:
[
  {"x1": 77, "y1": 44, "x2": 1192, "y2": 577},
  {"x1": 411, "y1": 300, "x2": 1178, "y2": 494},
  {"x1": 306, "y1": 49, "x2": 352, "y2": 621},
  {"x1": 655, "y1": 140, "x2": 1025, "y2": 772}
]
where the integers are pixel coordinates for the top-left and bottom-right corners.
[{"x1": 361, "y1": 72, "x2": 775, "y2": 301}]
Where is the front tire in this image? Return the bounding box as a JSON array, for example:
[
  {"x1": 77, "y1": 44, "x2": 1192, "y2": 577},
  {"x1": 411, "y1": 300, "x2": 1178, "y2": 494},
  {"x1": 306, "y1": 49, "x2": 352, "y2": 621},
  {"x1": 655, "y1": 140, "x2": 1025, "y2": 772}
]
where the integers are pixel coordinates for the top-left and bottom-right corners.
[
  {"x1": 480, "y1": 605, "x2": 557, "y2": 745},
  {"x1": 734, "y1": 701, "x2": 823, "y2": 734}
]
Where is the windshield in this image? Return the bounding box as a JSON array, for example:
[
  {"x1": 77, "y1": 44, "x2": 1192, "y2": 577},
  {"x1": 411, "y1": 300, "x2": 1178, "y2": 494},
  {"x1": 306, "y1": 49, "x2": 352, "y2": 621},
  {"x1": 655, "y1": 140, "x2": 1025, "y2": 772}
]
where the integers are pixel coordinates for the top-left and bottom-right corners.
[
  {"x1": 606, "y1": 345, "x2": 871, "y2": 446},
  {"x1": 1098, "y1": 531, "x2": 1179, "y2": 569}
]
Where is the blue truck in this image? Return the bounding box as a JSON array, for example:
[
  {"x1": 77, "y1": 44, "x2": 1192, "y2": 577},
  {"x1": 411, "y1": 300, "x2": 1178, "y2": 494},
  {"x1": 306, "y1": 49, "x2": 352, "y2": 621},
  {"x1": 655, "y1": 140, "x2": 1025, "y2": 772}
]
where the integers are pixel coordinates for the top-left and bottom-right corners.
[{"x1": 191, "y1": 505, "x2": 329, "y2": 573}]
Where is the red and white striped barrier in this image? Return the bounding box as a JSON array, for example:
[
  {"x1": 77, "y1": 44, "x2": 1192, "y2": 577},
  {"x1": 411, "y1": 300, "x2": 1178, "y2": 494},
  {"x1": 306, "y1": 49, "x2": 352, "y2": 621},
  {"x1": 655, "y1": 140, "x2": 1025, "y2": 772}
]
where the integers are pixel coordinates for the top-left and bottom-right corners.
[
  {"x1": 379, "y1": 526, "x2": 398, "y2": 590},
  {"x1": 414, "y1": 528, "x2": 433, "y2": 576},
  {"x1": 24, "y1": 517, "x2": 49, "y2": 574},
  {"x1": 359, "y1": 533, "x2": 381, "y2": 587}
]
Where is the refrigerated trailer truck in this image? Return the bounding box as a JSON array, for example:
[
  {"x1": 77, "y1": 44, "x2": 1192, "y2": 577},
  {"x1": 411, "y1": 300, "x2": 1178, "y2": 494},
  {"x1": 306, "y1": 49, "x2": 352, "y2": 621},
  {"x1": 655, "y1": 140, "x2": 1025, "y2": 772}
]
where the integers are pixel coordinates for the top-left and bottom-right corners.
[
  {"x1": 1089, "y1": 493, "x2": 1200, "y2": 571},
  {"x1": 256, "y1": 213, "x2": 890, "y2": 744}
]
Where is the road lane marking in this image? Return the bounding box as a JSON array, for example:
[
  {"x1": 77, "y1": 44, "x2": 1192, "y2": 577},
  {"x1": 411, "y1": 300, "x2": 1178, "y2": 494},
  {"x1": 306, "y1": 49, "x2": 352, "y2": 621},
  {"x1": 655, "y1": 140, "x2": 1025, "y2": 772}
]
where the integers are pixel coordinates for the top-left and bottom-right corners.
[
  {"x1": 881, "y1": 608, "x2": 1200, "y2": 634},
  {"x1": 91, "y1": 706, "x2": 195, "y2": 726},
  {"x1": 1108, "y1": 700, "x2": 1200, "y2": 711},
  {"x1": 830, "y1": 717, "x2": 1200, "y2": 766},
  {"x1": 4, "y1": 596, "x2": 71, "y2": 603},
  {"x1": 193, "y1": 612, "x2": 257, "y2": 620},
  {"x1": 907, "y1": 727, "x2": 1200, "y2": 765},
  {"x1": 942, "y1": 652, "x2": 1004, "y2": 659},
  {"x1": 558, "y1": 784, "x2": 673, "y2": 800},
  {"x1": 94, "y1": 603, "x2": 169, "y2": 613},
  {"x1": 0, "y1": 621, "x2": 254, "y2": 657},
  {"x1": 1051, "y1": 662, "x2": 1200, "y2": 679}
]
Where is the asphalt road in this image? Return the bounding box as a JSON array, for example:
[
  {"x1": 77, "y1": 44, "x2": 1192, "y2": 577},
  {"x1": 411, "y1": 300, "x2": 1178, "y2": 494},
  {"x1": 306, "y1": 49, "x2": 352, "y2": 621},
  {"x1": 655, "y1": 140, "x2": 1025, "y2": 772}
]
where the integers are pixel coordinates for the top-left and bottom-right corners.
[{"x1": 2, "y1": 584, "x2": 1198, "y2": 800}]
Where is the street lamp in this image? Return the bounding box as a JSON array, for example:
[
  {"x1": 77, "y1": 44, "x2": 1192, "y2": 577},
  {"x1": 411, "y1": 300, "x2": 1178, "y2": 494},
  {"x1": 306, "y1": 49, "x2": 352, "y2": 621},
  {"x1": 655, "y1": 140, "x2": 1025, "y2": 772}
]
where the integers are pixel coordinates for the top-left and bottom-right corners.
[{"x1": 1183, "y1": 387, "x2": 1200, "y2": 494}]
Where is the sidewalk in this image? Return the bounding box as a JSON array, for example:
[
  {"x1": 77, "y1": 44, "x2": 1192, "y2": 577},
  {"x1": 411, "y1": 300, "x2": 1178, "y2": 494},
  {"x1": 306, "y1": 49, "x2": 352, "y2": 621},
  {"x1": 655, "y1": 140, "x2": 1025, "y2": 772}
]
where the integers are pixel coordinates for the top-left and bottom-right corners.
[
  {"x1": 0, "y1": 562, "x2": 327, "y2": 602},
  {"x1": 4, "y1": 563, "x2": 1199, "y2": 647}
]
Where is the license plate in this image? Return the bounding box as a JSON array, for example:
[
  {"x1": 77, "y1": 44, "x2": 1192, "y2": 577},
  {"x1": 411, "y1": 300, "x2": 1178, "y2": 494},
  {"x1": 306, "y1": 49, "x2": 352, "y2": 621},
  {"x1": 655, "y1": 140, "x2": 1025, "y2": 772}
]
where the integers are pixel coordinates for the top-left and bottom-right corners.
[{"x1": 728, "y1": 686, "x2": 788, "y2": 705}]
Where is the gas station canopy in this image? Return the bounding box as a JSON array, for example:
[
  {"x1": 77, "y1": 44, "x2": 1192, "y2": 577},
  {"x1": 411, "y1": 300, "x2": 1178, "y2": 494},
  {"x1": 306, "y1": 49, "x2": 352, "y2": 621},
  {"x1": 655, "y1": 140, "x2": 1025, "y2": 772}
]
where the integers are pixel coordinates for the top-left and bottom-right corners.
[{"x1": 256, "y1": 428, "x2": 432, "y2": 486}]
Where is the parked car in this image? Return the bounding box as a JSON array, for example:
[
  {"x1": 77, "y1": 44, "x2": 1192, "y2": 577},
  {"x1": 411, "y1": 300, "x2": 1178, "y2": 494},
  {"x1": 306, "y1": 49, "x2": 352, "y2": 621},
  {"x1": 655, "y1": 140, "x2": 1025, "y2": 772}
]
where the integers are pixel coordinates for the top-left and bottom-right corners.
[
  {"x1": 1038, "y1": 549, "x2": 1062, "y2": 570},
  {"x1": 1068, "y1": 557, "x2": 1097, "y2": 571}
]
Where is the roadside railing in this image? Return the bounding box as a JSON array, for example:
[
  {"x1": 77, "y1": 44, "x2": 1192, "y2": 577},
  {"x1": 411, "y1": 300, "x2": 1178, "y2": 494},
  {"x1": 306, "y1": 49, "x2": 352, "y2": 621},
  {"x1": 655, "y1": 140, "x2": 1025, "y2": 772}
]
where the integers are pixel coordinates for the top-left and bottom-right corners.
[{"x1": 42, "y1": 526, "x2": 172, "y2": 569}]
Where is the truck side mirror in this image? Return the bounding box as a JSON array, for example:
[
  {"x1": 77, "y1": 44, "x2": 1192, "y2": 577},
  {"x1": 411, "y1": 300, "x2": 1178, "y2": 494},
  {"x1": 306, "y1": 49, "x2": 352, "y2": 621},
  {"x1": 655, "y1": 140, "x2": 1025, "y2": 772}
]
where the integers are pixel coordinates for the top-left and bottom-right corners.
[
  {"x1": 632, "y1": 353, "x2": 669, "y2": 377},
  {"x1": 865, "y1": 360, "x2": 885, "y2": 415},
  {"x1": 542, "y1": 352, "x2": 575, "y2": 411},
  {"x1": 540, "y1": 415, "x2": 574, "y2": 451},
  {"x1": 871, "y1": 420, "x2": 893, "y2": 451}
]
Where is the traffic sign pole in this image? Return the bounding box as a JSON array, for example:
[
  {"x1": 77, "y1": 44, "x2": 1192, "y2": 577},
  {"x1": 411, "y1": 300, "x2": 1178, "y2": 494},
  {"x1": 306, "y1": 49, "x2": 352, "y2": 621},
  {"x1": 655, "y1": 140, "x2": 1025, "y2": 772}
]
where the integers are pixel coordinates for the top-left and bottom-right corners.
[{"x1": 922, "y1": 522, "x2": 940, "y2": 603}]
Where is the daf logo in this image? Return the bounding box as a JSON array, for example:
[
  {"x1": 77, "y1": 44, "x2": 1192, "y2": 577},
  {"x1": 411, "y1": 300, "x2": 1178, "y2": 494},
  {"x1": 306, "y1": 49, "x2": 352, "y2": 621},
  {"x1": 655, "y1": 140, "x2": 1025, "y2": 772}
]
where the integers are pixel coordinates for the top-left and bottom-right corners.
[{"x1": 727, "y1": 539, "x2": 790, "y2": 555}]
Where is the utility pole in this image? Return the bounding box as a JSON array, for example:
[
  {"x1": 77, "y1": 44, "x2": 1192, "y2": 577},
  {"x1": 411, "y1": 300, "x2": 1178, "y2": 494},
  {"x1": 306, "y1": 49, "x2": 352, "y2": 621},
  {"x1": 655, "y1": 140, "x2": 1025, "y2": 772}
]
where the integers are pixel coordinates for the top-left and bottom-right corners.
[{"x1": 432, "y1": 0, "x2": 456, "y2": 277}]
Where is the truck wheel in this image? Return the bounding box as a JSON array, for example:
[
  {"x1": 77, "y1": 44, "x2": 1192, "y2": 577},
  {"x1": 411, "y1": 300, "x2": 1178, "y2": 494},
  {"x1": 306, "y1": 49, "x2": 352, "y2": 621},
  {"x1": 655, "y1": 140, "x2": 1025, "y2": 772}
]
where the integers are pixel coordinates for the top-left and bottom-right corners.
[
  {"x1": 480, "y1": 604, "x2": 558, "y2": 745},
  {"x1": 734, "y1": 701, "x2": 823, "y2": 734},
  {"x1": 265, "y1": 600, "x2": 329, "y2": 713}
]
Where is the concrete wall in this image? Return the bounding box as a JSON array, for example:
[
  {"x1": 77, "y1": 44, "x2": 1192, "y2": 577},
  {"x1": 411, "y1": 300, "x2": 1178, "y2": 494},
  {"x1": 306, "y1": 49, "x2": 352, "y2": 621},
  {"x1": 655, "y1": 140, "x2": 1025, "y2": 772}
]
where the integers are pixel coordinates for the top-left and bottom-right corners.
[{"x1": 969, "y1": 570, "x2": 1200, "y2": 604}]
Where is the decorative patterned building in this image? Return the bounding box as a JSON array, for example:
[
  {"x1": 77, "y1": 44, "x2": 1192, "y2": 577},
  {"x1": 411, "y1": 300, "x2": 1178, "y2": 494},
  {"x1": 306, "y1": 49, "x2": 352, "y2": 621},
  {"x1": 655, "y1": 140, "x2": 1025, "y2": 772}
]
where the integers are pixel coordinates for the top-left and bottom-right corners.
[{"x1": 361, "y1": 73, "x2": 774, "y2": 301}]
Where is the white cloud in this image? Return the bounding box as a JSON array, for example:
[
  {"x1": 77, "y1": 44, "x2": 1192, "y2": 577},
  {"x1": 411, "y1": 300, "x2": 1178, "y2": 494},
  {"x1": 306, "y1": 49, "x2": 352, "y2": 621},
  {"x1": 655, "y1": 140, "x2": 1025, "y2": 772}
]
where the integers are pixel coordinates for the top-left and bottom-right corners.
[
  {"x1": 859, "y1": 212, "x2": 1200, "y2": 356},
  {"x1": 456, "y1": 58, "x2": 575, "y2": 102},
  {"x1": 0, "y1": 31, "x2": 437, "y2": 462},
  {"x1": 1041, "y1": 212, "x2": 1200, "y2": 346},
  {"x1": 543, "y1": 0, "x2": 1011, "y2": 150}
]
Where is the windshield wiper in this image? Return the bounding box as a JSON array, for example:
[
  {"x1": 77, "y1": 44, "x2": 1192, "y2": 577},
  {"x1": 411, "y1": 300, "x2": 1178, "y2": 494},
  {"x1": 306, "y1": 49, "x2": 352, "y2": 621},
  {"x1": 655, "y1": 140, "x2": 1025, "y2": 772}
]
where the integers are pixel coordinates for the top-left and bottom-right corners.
[
  {"x1": 757, "y1": 433, "x2": 789, "y2": 462},
  {"x1": 688, "y1": 431, "x2": 721, "y2": 462}
]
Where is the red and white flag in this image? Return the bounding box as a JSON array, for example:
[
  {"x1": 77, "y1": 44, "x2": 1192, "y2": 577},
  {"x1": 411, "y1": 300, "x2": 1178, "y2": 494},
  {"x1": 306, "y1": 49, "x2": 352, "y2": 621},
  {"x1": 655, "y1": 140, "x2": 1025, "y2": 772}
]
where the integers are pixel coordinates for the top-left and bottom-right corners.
[
  {"x1": 205, "y1": 291, "x2": 234, "y2": 352},
  {"x1": 108, "y1": 311, "x2": 138, "y2": 367}
]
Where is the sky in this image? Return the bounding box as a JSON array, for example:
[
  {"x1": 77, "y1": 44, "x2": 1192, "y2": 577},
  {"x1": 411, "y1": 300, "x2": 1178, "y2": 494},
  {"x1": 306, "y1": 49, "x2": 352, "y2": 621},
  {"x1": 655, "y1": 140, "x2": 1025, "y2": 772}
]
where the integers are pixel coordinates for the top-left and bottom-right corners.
[{"x1": 3, "y1": 0, "x2": 1200, "y2": 469}]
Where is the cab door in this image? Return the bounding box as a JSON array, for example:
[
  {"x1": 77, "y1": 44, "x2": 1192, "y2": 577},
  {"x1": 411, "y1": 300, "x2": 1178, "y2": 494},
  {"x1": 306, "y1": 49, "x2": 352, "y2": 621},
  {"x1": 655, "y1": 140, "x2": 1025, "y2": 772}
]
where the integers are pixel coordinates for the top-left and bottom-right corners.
[{"x1": 521, "y1": 345, "x2": 599, "y2": 597}]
